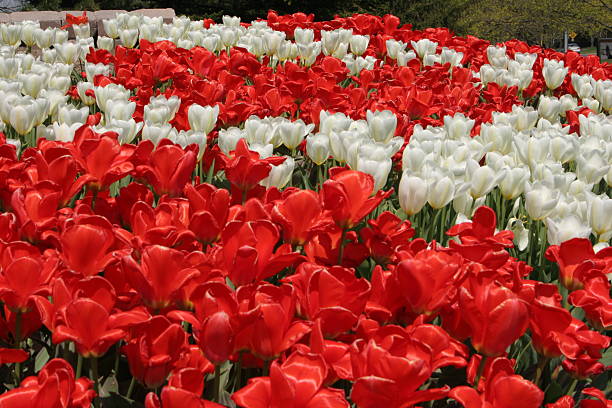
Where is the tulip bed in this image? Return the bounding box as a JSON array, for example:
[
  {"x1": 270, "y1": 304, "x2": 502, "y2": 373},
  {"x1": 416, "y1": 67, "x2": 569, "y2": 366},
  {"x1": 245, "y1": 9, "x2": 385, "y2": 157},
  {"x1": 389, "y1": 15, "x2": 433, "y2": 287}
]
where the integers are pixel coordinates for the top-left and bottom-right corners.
[{"x1": 0, "y1": 9, "x2": 611, "y2": 408}]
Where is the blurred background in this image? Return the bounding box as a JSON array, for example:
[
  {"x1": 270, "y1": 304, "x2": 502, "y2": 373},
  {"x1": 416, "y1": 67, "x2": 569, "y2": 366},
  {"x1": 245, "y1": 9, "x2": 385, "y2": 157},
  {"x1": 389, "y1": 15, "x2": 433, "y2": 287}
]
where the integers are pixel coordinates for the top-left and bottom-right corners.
[{"x1": 1, "y1": 0, "x2": 611, "y2": 53}]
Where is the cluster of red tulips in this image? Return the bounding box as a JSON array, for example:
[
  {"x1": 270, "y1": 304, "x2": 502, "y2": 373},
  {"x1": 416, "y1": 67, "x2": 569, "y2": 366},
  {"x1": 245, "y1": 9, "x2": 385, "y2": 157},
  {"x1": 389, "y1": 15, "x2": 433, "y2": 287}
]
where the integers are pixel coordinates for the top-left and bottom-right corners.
[{"x1": 0, "y1": 9, "x2": 610, "y2": 408}]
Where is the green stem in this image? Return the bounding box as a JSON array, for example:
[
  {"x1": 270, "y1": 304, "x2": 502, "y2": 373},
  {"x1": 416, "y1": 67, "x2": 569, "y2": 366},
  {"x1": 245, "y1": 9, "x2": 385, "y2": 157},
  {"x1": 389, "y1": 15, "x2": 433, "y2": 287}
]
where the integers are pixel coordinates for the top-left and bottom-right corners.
[
  {"x1": 213, "y1": 365, "x2": 221, "y2": 402},
  {"x1": 126, "y1": 376, "x2": 136, "y2": 400},
  {"x1": 76, "y1": 354, "x2": 83, "y2": 378},
  {"x1": 262, "y1": 360, "x2": 270, "y2": 377},
  {"x1": 337, "y1": 228, "x2": 348, "y2": 265},
  {"x1": 233, "y1": 352, "x2": 243, "y2": 392},
  {"x1": 534, "y1": 356, "x2": 549, "y2": 388},
  {"x1": 14, "y1": 311, "x2": 22, "y2": 384},
  {"x1": 566, "y1": 377, "x2": 578, "y2": 397},
  {"x1": 474, "y1": 356, "x2": 488, "y2": 389},
  {"x1": 91, "y1": 357, "x2": 100, "y2": 408}
]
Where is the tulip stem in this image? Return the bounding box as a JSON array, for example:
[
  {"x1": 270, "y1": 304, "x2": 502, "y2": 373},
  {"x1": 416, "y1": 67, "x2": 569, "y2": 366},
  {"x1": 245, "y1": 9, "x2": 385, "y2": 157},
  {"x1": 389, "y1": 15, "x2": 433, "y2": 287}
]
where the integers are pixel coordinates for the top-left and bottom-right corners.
[
  {"x1": 534, "y1": 357, "x2": 549, "y2": 388},
  {"x1": 337, "y1": 228, "x2": 347, "y2": 265},
  {"x1": 76, "y1": 354, "x2": 83, "y2": 378},
  {"x1": 126, "y1": 376, "x2": 136, "y2": 400},
  {"x1": 474, "y1": 356, "x2": 487, "y2": 389},
  {"x1": 14, "y1": 311, "x2": 22, "y2": 384},
  {"x1": 213, "y1": 364, "x2": 221, "y2": 402},
  {"x1": 566, "y1": 377, "x2": 578, "y2": 397},
  {"x1": 91, "y1": 357, "x2": 100, "y2": 408}
]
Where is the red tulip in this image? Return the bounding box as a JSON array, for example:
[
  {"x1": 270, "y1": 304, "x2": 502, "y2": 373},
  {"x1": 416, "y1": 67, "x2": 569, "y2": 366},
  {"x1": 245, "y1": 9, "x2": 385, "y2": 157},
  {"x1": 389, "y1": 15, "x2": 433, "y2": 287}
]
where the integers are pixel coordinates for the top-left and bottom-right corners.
[
  {"x1": 52, "y1": 298, "x2": 125, "y2": 357},
  {"x1": 0, "y1": 256, "x2": 53, "y2": 313},
  {"x1": 320, "y1": 169, "x2": 391, "y2": 229},
  {"x1": 123, "y1": 316, "x2": 190, "y2": 389},
  {"x1": 458, "y1": 276, "x2": 529, "y2": 357},
  {"x1": 569, "y1": 274, "x2": 612, "y2": 330},
  {"x1": 122, "y1": 245, "x2": 200, "y2": 311},
  {"x1": 224, "y1": 139, "x2": 285, "y2": 202},
  {"x1": 235, "y1": 283, "x2": 310, "y2": 360},
  {"x1": 271, "y1": 189, "x2": 324, "y2": 246},
  {"x1": 184, "y1": 183, "x2": 230, "y2": 246},
  {"x1": 10, "y1": 183, "x2": 62, "y2": 241},
  {"x1": 283, "y1": 262, "x2": 371, "y2": 337},
  {"x1": 232, "y1": 351, "x2": 349, "y2": 408},
  {"x1": 450, "y1": 357, "x2": 544, "y2": 408},
  {"x1": 359, "y1": 211, "x2": 414, "y2": 264},
  {"x1": 0, "y1": 358, "x2": 95, "y2": 408},
  {"x1": 396, "y1": 249, "x2": 466, "y2": 317},
  {"x1": 349, "y1": 325, "x2": 451, "y2": 408},
  {"x1": 545, "y1": 238, "x2": 612, "y2": 291},
  {"x1": 145, "y1": 368, "x2": 224, "y2": 408},
  {"x1": 134, "y1": 140, "x2": 198, "y2": 196},
  {"x1": 221, "y1": 220, "x2": 301, "y2": 286},
  {"x1": 58, "y1": 215, "x2": 119, "y2": 277},
  {"x1": 71, "y1": 134, "x2": 135, "y2": 191}
]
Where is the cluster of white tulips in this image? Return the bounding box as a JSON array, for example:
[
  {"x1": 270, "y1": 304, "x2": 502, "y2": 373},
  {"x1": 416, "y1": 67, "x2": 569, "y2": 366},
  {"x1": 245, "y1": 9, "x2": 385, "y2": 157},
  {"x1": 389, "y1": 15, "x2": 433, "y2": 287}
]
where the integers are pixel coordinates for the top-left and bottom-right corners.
[{"x1": 398, "y1": 106, "x2": 611, "y2": 249}]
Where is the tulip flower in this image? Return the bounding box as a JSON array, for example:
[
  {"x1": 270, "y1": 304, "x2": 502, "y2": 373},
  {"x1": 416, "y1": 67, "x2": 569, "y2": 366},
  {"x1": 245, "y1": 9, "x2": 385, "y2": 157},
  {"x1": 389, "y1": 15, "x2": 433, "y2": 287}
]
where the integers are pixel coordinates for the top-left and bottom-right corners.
[
  {"x1": 398, "y1": 172, "x2": 428, "y2": 216},
  {"x1": 397, "y1": 250, "x2": 465, "y2": 317},
  {"x1": 145, "y1": 368, "x2": 224, "y2": 408},
  {"x1": 134, "y1": 140, "x2": 197, "y2": 196},
  {"x1": 524, "y1": 181, "x2": 560, "y2": 220},
  {"x1": 542, "y1": 58, "x2": 568, "y2": 90},
  {"x1": 279, "y1": 119, "x2": 314, "y2": 150},
  {"x1": 271, "y1": 189, "x2": 323, "y2": 246},
  {"x1": 188, "y1": 104, "x2": 219, "y2": 135},
  {"x1": 221, "y1": 220, "x2": 301, "y2": 286},
  {"x1": 123, "y1": 316, "x2": 190, "y2": 389},
  {"x1": 459, "y1": 276, "x2": 529, "y2": 357},
  {"x1": 366, "y1": 110, "x2": 397, "y2": 143},
  {"x1": 52, "y1": 298, "x2": 125, "y2": 357},
  {"x1": 349, "y1": 326, "x2": 451, "y2": 408},
  {"x1": 232, "y1": 351, "x2": 349, "y2": 408},
  {"x1": 450, "y1": 357, "x2": 544, "y2": 408},
  {"x1": 235, "y1": 284, "x2": 310, "y2": 360},
  {"x1": 122, "y1": 245, "x2": 200, "y2": 311},
  {"x1": 0, "y1": 358, "x2": 95, "y2": 407},
  {"x1": 284, "y1": 262, "x2": 371, "y2": 337},
  {"x1": 321, "y1": 169, "x2": 391, "y2": 229}
]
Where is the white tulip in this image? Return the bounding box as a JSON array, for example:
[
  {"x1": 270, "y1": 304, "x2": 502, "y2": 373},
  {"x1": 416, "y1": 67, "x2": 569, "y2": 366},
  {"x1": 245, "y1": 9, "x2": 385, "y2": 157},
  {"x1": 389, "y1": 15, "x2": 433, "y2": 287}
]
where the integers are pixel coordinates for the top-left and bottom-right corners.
[
  {"x1": 399, "y1": 172, "x2": 428, "y2": 216},
  {"x1": 142, "y1": 122, "x2": 173, "y2": 145},
  {"x1": 119, "y1": 29, "x2": 139, "y2": 48},
  {"x1": 260, "y1": 156, "x2": 294, "y2": 188},
  {"x1": 538, "y1": 95, "x2": 562, "y2": 122},
  {"x1": 279, "y1": 119, "x2": 314, "y2": 150},
  {"x1": 366, "y1": 110, "x2": 397, "y2": 143},
  {"x1": 58, "y1": 104, "x2": 89, "y2": 125},
  {"x1": 52, "y1": 122, "x2": 82, "y2": 142},
  {"x1": 102, "y1": 19, "x2": 119, "y2": 39},
  {"x1": 411, "y1": 38, "x2": 437, "y2": 59},
  {"x1": 218, "y1": 127, "x2": 244, "y2": 155},
  {"x1": 546, "y1": 215, "x2": 592, "y2": 246},
  {"x1": 542, "y1": 59, "x2": 568, "y2": 90},
  {"x1": 524, "y1": 181, "x2": 560, "y2": 220},
  {"x1": 294, "y1": 28, "x2": 314, "y2": 46},
  {"x1": 349, "y1": 35, "x2": 369, "y2": 55},
  {"x1": 306, "y1": 133, "x2": 330, "y2": 165}
]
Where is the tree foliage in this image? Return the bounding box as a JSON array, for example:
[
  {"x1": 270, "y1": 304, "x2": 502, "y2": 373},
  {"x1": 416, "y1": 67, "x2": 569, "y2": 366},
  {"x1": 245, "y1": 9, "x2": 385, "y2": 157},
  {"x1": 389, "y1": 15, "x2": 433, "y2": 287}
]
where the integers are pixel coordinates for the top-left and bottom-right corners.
[{"x1": 20, "y1": 0, "x2": 612, "y2": 45}]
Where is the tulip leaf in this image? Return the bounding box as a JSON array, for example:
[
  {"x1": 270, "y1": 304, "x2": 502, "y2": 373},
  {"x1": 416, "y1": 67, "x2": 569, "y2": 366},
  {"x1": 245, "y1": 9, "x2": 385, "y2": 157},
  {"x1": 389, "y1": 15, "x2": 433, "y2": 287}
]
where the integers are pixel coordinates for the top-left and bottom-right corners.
[
  {"x1": 101, "y1": 392, "x2": 143, "y2": 408},
  {"x1": 544, "y1": 381, "x2": 563, "y2": 404},
  {"x1": 101, "y1": 374, "x2": 119, "y2": 397},
  {"x1": 35, "y1": 347, "x2": 49, "y2": 372}
]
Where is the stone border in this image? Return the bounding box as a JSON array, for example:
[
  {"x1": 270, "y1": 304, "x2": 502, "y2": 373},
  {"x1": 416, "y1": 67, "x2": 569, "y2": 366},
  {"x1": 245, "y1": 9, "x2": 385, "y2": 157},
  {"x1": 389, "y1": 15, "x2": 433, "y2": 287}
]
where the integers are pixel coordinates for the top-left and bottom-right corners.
[{"x1": 1, "y1": 9, "x2": 176, "y2": 38}]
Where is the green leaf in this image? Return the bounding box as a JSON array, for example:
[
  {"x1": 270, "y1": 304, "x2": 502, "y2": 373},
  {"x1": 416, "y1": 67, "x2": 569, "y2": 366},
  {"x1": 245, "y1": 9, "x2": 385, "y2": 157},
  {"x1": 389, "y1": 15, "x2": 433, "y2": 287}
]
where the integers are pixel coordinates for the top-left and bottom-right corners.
[
  {"x1": 35, "y1": 347, "x2": 49, "y2": 372},
  {"x1": 101, "y1": 374, "x2": 119, "y2": 398},
  {"x1": 544, "y1": 381, "x2": 563, "y2": 404}
]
